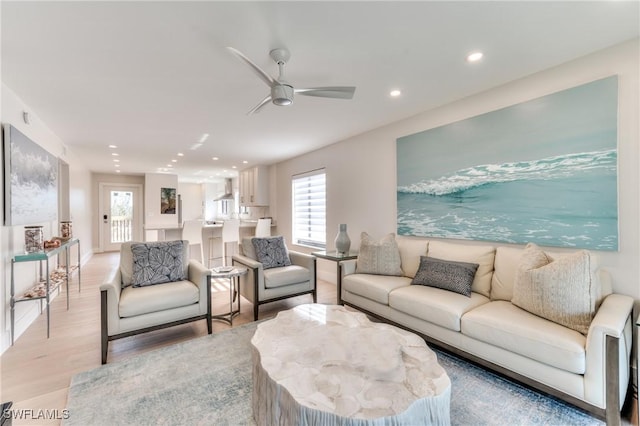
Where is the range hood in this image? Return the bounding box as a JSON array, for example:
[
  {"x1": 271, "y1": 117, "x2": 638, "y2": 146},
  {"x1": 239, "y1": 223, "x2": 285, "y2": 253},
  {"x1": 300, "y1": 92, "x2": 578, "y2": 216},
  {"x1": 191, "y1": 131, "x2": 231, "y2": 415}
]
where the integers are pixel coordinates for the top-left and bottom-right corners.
[{"x1": 214, "y1": 178, "x2": 234, "y2": 201}]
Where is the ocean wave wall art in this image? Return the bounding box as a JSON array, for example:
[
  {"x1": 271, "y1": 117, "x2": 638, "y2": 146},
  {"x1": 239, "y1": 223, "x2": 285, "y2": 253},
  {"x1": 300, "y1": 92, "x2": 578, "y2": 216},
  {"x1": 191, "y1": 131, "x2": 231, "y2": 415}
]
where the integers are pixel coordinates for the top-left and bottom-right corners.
[{"x1": 396, "y1": 76, "x2": 618, "y2": 251}]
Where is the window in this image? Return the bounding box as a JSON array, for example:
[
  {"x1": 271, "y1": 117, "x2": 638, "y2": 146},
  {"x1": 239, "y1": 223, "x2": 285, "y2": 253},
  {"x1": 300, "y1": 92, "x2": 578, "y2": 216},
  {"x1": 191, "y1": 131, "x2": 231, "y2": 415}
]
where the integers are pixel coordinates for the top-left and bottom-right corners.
[{"x1": 292, "y1": 169, "x2": 326, "y2": 249}]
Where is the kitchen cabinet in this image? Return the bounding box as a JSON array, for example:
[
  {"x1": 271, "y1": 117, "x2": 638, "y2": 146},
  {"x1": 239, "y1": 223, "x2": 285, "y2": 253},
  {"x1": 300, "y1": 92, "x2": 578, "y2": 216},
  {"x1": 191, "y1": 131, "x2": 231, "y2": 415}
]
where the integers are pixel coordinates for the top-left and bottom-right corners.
[{"x1": 239, "y1": 165, "x2": 269, "y2": 206}]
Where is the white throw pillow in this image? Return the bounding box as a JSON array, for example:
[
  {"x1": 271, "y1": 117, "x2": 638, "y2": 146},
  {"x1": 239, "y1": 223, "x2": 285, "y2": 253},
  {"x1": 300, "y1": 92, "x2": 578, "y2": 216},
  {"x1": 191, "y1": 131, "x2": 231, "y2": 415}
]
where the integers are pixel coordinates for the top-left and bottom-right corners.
[
  {"x1": 512, "y1": 243, "x2": 600, "y2": 335},
  {"x1": 356, "y1": 232, "x2": 403, "y2": 276}
]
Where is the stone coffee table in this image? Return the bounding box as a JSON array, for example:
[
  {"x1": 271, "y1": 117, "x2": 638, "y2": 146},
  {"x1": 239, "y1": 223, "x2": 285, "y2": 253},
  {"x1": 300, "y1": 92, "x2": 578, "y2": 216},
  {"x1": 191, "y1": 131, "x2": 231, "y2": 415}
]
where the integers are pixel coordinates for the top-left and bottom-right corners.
[{"x1": 251, "y1": 304, "x2": 451, "y2": 425}]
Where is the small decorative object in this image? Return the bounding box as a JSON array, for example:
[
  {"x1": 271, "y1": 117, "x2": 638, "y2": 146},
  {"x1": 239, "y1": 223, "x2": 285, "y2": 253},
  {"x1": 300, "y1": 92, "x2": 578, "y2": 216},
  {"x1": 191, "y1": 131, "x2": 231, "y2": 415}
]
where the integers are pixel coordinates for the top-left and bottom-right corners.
[
  {"x1": 334, "y1": 224, "x2": 351, "y2": 255},
  {"x1": 44, "y1": 239, "x2": 61, "y2": 249},
  {"x1": 25, "y1": 225, "x2": 44, "y2": 253},
  {"x1": 60, "y1": 221, "x2": 73, "y2": 239}
]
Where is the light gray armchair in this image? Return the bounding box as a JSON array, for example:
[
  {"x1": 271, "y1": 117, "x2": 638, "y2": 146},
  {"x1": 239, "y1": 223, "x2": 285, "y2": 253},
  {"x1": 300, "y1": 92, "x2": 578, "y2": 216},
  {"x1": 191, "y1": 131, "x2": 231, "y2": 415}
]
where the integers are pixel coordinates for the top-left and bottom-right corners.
[
  {"x1": 100, "y1": 240, "x2": 211, "y2": 364},
  {"x1": 232, "y1": 237, "x2": 316, "y2": 320}
]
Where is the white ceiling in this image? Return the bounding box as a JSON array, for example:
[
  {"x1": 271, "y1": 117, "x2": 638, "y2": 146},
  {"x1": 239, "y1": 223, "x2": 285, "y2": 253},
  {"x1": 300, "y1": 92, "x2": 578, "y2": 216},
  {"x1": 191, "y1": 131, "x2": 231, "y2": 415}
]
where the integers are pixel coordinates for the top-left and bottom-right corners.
[{"x1": 2, "y1": 1, "x2": 639, "y2": 183}]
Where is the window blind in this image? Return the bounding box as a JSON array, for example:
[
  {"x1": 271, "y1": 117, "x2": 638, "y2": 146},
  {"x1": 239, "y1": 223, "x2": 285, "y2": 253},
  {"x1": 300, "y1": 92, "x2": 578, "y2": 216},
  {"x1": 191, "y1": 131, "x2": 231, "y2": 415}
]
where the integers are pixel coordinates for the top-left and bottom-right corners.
[{"x1": 292, "y1": 169, "x2": 326, "y2": 249}]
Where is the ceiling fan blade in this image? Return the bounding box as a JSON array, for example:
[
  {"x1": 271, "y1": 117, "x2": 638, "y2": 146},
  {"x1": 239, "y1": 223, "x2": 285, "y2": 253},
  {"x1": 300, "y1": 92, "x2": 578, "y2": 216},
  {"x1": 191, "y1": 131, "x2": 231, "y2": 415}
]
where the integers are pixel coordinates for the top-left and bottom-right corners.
[
  {"x1": 247, "y1": 95, "x2": 272, "y2": 115},
  {"x1": 294, "y1": 86, "x2": 356, "y2": 100},
  {"x1": 226, "y1": 47, "x2": 277, "y2": 88}
]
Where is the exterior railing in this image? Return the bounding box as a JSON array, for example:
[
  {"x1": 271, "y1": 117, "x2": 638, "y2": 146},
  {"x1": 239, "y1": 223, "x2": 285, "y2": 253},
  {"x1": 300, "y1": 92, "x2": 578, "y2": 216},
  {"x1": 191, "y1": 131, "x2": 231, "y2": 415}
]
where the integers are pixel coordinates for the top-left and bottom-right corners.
[{"x1": 111, "y1": 218, "x2": 132, "y2": 243}]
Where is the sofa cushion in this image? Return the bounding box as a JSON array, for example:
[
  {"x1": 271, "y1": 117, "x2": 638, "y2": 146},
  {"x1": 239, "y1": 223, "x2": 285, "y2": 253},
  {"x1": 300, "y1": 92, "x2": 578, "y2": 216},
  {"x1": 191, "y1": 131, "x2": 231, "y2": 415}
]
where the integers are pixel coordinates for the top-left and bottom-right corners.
[
  {"x1": 252, "y1": 236, "x2": 292, "y2": 269},
  {"x1": 389, "y1": 285, "x2": 489, "y2": 332},
  {"x1": 119, "y1": 280, "x2": 199, "y2": 318},
  {"x1": 396, "y1": 236, "x2": 429, "y2": 278},
  {"x1": 462, "y1": 301, "x2": 586, "y2": 374},
  {"x1": 512, "y1": 243, "x2": 600, "y2": 335},
  {"x1": 490, "y1": 246, "x2": 525, "y2": 301},
  {"x1": 411, "y1": 256, "x2": 479, "y2": 297},
  {"x1": 131, "y1": 240, "x2": 187, "y2": 287},
  {"x1": 343, "y1": 274, "x2": 411, "y2": 305},
  {"x1": 356, "y1": 232, "x2": 403, "y2": 276},
  {"x1": 427, "y1": 241, "x2": 495, "y2": 298},
  {"x1": 264, "y1": 265, "x2": 310, "y2": 289}
]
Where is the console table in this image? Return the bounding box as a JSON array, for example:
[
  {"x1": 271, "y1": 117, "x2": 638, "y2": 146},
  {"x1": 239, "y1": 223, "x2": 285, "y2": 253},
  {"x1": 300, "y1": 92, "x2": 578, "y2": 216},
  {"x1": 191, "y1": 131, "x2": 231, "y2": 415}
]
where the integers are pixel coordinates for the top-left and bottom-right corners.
[{"x1": 10, "y1": 238, "x2": 81, "y2": 345}]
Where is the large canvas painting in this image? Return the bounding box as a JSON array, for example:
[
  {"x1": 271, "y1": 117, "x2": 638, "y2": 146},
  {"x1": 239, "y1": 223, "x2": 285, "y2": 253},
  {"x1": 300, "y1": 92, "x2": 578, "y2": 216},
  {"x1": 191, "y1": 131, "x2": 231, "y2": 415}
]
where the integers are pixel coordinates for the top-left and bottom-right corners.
[
  {"x1": 3, "y1": 125, "x2": 58, "y2": 226},
  {"x1": 396, "y1": 76, "x2": 618, "y2": 251}
]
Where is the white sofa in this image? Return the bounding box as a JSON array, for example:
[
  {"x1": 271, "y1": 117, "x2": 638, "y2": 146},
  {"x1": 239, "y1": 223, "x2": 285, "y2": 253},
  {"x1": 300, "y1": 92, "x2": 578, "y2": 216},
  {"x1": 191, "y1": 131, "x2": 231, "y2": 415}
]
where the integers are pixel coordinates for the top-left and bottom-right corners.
[{"x1": 340, "y1": 236, "x2": 633, "y2": 424}]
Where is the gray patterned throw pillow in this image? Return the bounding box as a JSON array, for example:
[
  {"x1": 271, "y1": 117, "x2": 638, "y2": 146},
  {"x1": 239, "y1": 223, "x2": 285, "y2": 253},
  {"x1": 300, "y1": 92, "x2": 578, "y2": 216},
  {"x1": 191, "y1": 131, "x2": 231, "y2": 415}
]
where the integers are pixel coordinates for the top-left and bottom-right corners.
[
  {"x1": 252, "y1": 236, "x2": 292, "y2": 269},
  {"x1": 131, "y1": 240, "x2": 186, "y2": 287},
  {"x1": 411, "y1": 256, "x2": 479, "y2": 297}
]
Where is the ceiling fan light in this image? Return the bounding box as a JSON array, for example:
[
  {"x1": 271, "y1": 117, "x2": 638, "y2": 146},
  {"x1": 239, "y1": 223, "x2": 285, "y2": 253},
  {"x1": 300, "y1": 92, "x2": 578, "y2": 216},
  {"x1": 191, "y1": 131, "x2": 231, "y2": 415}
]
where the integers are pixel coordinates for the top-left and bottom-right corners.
[{"x1": 271, "y1": 85, "x2": 294, "y2": 106}]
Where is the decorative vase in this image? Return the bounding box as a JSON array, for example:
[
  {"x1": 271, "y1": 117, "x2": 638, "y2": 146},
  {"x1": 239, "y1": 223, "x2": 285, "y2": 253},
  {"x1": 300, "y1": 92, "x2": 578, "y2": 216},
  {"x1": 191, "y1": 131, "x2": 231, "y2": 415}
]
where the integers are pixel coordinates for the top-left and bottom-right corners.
[
  {"x1": 60, "y1": 221, "x2": 73, "y2": 239},
  {"x1": 334, "y1": 224, "x2": 351, "y2": 255},
  {"x1": 25, "y1": 225, "x2": 44, "y2": 253}
]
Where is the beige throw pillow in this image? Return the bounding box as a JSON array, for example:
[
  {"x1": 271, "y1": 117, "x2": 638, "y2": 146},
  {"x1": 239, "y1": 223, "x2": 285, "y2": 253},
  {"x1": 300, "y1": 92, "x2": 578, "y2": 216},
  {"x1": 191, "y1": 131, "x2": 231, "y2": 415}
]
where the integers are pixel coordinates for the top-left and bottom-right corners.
[
  {"x1": 356, "y1": 232, "x2": 403, "y2": 276},
  {"x1": 512, "y1": 243, "x2": 600, "y2": 335}
]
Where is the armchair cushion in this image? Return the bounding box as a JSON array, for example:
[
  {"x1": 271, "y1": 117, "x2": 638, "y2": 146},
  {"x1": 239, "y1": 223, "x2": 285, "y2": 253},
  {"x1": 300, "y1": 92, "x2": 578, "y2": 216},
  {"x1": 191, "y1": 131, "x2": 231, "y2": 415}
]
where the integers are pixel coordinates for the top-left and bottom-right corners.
[
  {"x1": 252, "y1": 236, "x2": 292, "y2": 269},
  {"x1": 131, "y1": 240, "x2": 187, "y2": 287},
  {"x1": 264, "y1": 265, "x2": 311, "y2": 289},
  {"x1": 119, "y1": 280, "x2": 200, "y2": 318}
]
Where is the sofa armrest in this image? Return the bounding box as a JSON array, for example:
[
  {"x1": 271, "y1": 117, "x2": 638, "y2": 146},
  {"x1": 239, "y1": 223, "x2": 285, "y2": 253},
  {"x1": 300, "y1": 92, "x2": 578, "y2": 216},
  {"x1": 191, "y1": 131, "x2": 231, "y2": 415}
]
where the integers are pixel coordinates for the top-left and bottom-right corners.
[
  {"x1": 232, "y1": 254, "x2": 263, "y2": 270},
  {"x1": 342, "y1": 259, "x2": 357, "y2": 276},
  {"x1": 289, "y1": 251, "x2": 315, "y2": 271},
  {"x1": 100, "y1": 269, "x2": 123, "y2": 336},
  {"x1": 188, "y1": 259, "x2": 211, "y2": 316},
  {"x1": 233, "y1": 254, "x2": 262, "y2": 305},
  {"x1": 584, "y1": 293, "x2": 634, "y2": 411}
]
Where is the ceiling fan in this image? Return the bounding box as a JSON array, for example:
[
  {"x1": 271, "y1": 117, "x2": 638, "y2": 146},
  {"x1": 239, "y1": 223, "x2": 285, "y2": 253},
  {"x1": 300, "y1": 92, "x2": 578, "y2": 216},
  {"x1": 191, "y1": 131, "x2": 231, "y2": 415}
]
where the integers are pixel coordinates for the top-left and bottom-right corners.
[{"x1": 227, "y1": 47, "x2": 356, "y2": 115}]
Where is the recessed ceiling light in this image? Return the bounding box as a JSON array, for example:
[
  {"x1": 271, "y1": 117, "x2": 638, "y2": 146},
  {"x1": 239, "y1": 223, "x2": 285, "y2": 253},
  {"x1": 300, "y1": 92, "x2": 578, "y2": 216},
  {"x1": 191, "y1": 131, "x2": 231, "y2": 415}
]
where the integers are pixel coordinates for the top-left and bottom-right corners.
[
  {"x1": 113, "y1": 159, "x2": 120, "y2": 162},
  {"x1": 115, "y1": 164, "x2": 120, "y2": 167},
  {"x1": 466, "y1": 51, "x2": 483, "y2": 62},
  {"x1": 177, "y1": 152, "x2": 184, "y2": 156},
  {"x1": 115, "y1": 170, "x2": 121, "y2": 173},
  {"x1": 171, "y1": 159, "x2": 177, "y2": 163},
  {"x1": 390, "y1": 89, "x2": 402, "y2": 97},
  {"x1": 167, "y1": 164, "x2": 173, "y2": 167},
  {"x1": 242, "y1": 160, "x2": 248, "y2": 164},
  {"x1": 212, "y1": 157, "x2": 219, "y2": 161},
  {"x1": 111, "y1": 152, "x2": 119, "y2": 156},
  {"x1": 108, "y1": 145, "x2": 118, "y2": 149}
]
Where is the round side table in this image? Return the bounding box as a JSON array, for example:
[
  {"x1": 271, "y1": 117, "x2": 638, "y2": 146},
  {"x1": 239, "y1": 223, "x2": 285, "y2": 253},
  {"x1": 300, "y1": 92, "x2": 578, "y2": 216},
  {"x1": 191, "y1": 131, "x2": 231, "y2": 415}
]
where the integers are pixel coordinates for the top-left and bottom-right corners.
[{"x1": 211, "y1": 266, "x2": 248, "y2": 325}]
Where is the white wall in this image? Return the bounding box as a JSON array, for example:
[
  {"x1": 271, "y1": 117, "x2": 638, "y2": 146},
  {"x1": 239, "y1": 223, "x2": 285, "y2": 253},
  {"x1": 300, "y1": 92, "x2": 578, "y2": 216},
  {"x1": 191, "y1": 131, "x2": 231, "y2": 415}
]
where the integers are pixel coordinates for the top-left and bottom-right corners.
[
  {"x1": 144, "y1": 173, "x2": 179, "y2": 227},
  {"x1": 178, "y1": 182, "x2": 204, "y2": 221},
  {"x1": 1, "y1": 84, "x2": 93, "y2": 353},
  {"x1": 275, "y1": 39, "x2": 640, "y2": 299}
]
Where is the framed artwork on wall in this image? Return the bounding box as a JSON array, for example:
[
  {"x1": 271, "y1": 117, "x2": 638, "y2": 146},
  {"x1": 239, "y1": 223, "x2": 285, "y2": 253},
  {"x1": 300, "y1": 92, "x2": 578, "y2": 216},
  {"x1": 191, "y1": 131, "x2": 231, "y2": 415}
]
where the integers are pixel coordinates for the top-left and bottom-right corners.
[
  {"x1": 160, "y1": 187, "x2": 176, "y2": 214},
  {"x1": 3, "y1": 124, "x2": 58, "y2": 226},
  {"x1": 396, "y1": 76, "x2": 618, "y2": 251}
]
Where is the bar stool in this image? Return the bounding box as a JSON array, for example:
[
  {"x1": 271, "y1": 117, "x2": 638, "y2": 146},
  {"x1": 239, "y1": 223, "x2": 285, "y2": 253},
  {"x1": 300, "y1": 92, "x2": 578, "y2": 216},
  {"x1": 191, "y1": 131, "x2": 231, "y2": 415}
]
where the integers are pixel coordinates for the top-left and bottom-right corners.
[
  {"x1": 209, "y1": 219, "x2": 240, "y2": 267},
  {"x1": 255, "y1": 218, "x2": 272, "y2": 237},
  {"x1": 181, "y1": 220, "x2": 204, "y2": 264}
]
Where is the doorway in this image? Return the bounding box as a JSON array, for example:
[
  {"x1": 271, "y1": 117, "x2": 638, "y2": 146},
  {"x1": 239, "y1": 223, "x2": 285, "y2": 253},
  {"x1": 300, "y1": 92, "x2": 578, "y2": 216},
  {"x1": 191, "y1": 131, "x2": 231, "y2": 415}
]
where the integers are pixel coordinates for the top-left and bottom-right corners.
[{"x1": 99, "y1": 183, "x2": 143, "y2": 252}]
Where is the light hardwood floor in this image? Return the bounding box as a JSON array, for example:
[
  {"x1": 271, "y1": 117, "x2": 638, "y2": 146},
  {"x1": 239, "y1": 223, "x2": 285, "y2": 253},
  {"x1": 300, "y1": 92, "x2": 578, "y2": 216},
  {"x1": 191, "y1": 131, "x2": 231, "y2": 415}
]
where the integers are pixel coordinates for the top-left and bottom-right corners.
[{"x1": 0, "y1": 251, "x2": 335, "y2": 425}]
